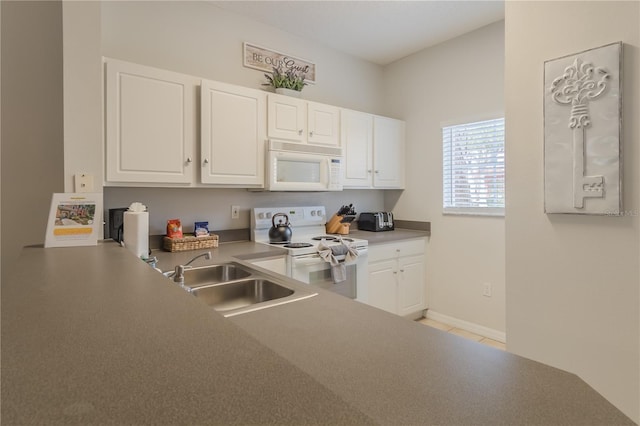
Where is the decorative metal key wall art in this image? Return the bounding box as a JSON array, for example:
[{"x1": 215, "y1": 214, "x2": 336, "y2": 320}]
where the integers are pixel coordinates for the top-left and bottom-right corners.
[{"x1": 544, "y1": 42, "x2": 622, "y2": 215}]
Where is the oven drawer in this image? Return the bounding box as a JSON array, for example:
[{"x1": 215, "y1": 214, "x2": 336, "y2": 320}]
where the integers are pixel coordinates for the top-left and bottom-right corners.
[{"x1": 368, "y1": 239, "x2": 425, "y2": 263}]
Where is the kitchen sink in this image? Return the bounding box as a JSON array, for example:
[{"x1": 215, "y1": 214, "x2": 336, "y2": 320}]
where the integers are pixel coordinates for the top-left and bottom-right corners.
[
  {"x1": 164, "y1": 261, "x2": 317, "y2": 316},
  {"x1": 191, "y1": 278, "x2": 294, "y2": 313},
  {"x1": 181, "y1": 263, "x2": 252, "y2": 288}
]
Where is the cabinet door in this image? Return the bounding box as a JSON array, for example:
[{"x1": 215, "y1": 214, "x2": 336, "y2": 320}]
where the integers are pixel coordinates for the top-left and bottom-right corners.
[
  {"x1": 373, "y1": 116, "x2": 405, "y2": 189},
  {"x1": 105, "y1": 59, "x2": 195, "y2": 184},
  {"x1": 397, "y1": 254, "x2": 426, "y2": 317},
  {"x1": 307, "y1": 102, "x2": 340, "y2": 146},
  {"x1": 367, "y1": 260, "x2": 398, "y2": 314},
  {"x1": 267, "y1": 94, "x2": 305, "y2": 141},
  {"x1": 201, "y1": 80, "x2": 266, "y2": 186},
  {"x1": 341, "y1": 109, "x2": 373, "y2": 188}
]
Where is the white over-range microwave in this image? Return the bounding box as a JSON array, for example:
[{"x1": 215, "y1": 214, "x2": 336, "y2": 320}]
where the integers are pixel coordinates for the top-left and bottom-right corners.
[{"x1": 266, "y1": 139, "x2": 343, "y2": 191}]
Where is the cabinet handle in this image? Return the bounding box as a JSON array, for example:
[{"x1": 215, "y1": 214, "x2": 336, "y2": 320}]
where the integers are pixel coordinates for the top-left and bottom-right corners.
[
  {"x1": 367, "y1": 169, "x2": 372, "y2": 174},
  {"x1": 186, "y1": 157, "x2": 193, "y2": 164},
  {"x1": 309, "y1": 131, "x2": 314, "y2": 137},
  {"x1": 400, "y1": 269, "x2": 405, "y2": 273},
  {"x1": 298, "y1": 129, "x2": 303, "y2": 135},
  {"x1": 203, "y1": 158, "x2": 209, "y2": 165},
  {"x1": 375, "y1": 170, "x2": 380, "y2": 174}
]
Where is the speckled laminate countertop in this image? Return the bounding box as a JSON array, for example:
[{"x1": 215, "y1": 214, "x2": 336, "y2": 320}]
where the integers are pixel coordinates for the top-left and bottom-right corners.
[
  {"x1": 1, "y1": 240, "x2": 633, "y2": 425},
  {"x1": 349, "y1": 228, "x2": 430, "y2": 244}
]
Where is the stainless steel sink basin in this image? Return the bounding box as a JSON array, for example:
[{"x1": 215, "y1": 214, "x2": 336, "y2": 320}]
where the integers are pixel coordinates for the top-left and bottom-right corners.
[
  {"x1": 181, "y1": 263, "x2": 252, "y2": 288},
  {"x1": 191, "y1": 278, "x2": 294, "y2": 312},
  {"x1": 164, "y1": 261, "x2": 317, "y2": 316}
]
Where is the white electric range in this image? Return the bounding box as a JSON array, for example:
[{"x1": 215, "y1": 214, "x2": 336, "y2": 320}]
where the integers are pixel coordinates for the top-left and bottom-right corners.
[{"x1": 251, "y1": 206, "x2": 368, "y2": 300}]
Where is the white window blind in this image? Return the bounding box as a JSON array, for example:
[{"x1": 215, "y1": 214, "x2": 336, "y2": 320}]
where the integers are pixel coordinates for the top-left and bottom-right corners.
[{"x1": 442, "y1": 118, "x2": 505, "y2": 216}]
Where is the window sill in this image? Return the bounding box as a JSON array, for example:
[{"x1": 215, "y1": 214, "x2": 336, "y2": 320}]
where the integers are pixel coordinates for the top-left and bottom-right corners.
[{"x1": 443, "y1": 208, "x2": 504, "y2": 218}]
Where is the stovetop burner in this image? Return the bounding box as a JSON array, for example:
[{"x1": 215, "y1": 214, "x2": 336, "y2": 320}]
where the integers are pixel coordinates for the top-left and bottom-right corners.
[
  {"x1": 284, "y1": 242, "x2": 314, "y2": 249},
  {"x1": 252, "y1": 207, "x2": 368, "y2": 256},
  {"x1": 312, "y1": 235, "x2": 355, "y2": 242},
  {"x1": 312, "y1": 235, "x2": 337, "y2": 241}
]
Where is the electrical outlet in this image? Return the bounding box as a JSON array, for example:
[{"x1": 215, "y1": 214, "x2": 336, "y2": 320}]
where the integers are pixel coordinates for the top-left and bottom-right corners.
[
  {"x1": 74, "y1": 173, "x2": 94, "y2": 192},
  {"x1": 231, "y1": 205, "x2": 240, "y2": 219},
  {"x1": 482, "y1": 283, "x2": 492, "y2": 297}
]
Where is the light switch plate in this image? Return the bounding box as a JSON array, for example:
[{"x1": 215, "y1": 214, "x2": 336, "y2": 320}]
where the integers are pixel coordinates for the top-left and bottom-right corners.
[
  {"x1": 75, "y1": 173, "x2": 94, "y2": 193},
  {"x1": 482, "y1": 283, "x2": 492, "y2": 297}
]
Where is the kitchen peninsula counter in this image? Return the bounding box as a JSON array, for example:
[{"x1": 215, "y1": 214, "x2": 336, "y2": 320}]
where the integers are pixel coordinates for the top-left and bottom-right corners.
[
  {"x1": 1, "y1": 242, "x2": 372, "y2": 425},
  {"x1": 1, "y1": 242, "x2": 633, "y2": 425}
]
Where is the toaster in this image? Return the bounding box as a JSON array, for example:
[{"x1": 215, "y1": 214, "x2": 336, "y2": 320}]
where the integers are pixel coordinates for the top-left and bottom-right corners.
[{"x1": 357, "y1": 212, "x2": 394, "y2": 232}]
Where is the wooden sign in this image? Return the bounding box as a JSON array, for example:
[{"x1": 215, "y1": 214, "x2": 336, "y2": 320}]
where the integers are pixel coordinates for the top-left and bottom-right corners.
[{"x1": 244, "y1": 42, "x2": 316, "y2": 83}]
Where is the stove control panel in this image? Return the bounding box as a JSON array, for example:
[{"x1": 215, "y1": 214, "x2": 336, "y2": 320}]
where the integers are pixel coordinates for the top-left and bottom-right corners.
[{"x1": 252, "y1": 206, "x2": 326, "y2": 230}]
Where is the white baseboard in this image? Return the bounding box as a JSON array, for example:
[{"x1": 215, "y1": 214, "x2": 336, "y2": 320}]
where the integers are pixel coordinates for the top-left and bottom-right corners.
[{"x1": 425, "y1": 310, "x2": 506, "y2": 343}]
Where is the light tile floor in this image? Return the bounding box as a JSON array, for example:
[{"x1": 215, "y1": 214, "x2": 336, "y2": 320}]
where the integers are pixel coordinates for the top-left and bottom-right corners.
[{"x1": 417, "y1": 318, "x2": 507, "y2": 351}]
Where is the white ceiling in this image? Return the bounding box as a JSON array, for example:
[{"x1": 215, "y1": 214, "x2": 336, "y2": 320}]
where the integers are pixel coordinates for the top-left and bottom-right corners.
[{"x1": 213, "y1": 1, "x2": 505, "y2": 65}]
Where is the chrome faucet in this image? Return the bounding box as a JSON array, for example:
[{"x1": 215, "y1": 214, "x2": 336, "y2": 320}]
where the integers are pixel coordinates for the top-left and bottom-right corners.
[{"x1": 165, "y1": 252, "x2": 212, "y2": 286}]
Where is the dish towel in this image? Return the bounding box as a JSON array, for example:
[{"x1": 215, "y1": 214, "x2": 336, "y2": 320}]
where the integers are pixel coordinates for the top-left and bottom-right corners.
[{"x1": 317, "y1": 239, "x2": 359, "y2": 283}]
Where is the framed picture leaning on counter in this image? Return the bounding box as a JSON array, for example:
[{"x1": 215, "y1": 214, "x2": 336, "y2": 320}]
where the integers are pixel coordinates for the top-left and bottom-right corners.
[{"x1": 44, "y1": 193, "x2": 102, "y2": 248}]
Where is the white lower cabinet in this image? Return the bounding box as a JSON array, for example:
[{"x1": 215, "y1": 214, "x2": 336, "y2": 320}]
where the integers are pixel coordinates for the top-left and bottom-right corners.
[
  {"x1": 396, "y1": 254, "x2": 426, "y2": 316},
  {"x1": 367, "y1": 259, "x2": 398, "y2": 313},
  {"x1": 364, "y1": 239, "x2": 426, "y2": 317}
]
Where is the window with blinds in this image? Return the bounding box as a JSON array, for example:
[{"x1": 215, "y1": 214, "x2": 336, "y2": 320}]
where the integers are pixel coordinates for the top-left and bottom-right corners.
[{"x1": 442, "y1": 118, "x2": 505, "y2": 216}]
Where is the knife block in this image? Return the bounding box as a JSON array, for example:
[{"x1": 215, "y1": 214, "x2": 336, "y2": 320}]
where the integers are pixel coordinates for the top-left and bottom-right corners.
[{"x1": 325, "y1": 214, "x2": 350, "y2": 235}]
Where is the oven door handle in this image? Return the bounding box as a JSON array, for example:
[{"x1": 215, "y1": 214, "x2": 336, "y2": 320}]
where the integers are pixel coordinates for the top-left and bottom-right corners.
[
  {"x1": 292, "y1": 248, "x2": 368, "y2": 266},
  {"x1": 291, "y1": 254, "x2": 325, "y2": 266}
]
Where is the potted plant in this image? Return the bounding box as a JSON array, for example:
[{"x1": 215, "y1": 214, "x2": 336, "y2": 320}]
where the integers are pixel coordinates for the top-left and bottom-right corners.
[{"x1": 263, "y1": 64, "x2": 307, "y2": 97}]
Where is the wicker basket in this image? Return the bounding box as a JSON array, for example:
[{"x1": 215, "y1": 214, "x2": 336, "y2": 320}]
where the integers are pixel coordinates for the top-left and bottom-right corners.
[{"x1": 163, "y1": 234, "x2": 219, "y2": 252}]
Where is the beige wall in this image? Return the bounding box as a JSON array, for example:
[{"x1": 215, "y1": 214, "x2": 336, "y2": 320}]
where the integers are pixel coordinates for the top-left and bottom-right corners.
[
  {"x1": 505, "y1": 1, "x2": 639, "y2": 422},
  {"x1": 383, "y1": 22, "x2": 506, "y2": 336},
  {"x1": 101, "y1": 1, "x2": 385, "y2": 115},
  {"x1": 3, "y1": 0, "x2": 637, "y2": 420},
  {"x1": 0, "y1": 1, "x2": 64, "y2": 282},
  {"x1": 63, "y1": 1, "x2": 102, "y2": 193},
  {"x1": 99, "y1": 1, "x2": 388, "y2": 233}
]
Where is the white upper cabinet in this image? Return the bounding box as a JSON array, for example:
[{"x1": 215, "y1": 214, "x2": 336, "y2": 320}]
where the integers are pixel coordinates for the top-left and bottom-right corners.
[
  {"x1": 200, "y1": 80, "x2": 266, "y2": 187},
  {"x1": 373, "y1": 115, "x2": 405, "y2": 189},
  {"x1": 267, "y1": 94, "x2": 306, "y2": 141},
  {"x1": 307, "y1": 101, "x2": 341, "y2": 145},
  {"x1": 105, "y1": 59, "x2": 196, "y2": 184},
  {"x1": 104, "y1": 59, "x2": 404, "y2": 190},
  {"x1": 267, "y1": 94, "x2": 340, "y2": 146},
  {"x1": 342, "y1": 109, "x2": 374, "y2": 187},
  {"x1": 341, "y1": 110, "x2": 405, "y2": 189}
]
